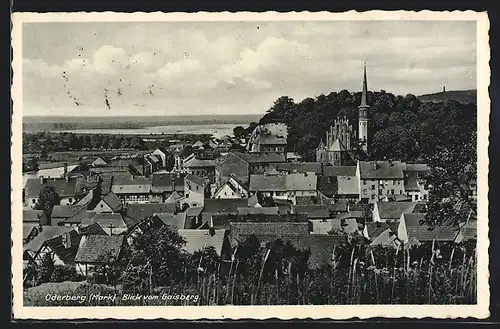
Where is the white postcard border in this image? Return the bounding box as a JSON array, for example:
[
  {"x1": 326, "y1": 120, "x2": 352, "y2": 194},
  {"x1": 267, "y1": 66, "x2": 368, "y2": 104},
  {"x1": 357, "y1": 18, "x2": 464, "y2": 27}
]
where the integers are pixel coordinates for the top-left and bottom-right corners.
[{"x1": 11, "y1": 10, "x2": 491, "y2": 320}]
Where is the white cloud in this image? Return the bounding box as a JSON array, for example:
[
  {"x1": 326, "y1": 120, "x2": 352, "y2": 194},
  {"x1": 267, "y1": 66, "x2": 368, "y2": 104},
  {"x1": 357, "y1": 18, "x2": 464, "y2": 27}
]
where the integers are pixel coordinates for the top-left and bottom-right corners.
[{"x1": 21, "y1": 21, "x2": 477, "y2": 116}]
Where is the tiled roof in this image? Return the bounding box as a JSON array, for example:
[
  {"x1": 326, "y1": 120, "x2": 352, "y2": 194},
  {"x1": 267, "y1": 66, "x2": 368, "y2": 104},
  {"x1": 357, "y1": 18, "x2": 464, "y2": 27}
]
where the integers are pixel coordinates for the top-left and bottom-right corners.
[
  {"x1": 365, "y1": 222, "x2": 399, "y2": 240},
  {"x1": 183, "y1": 157, "x2": 216, "y2": 168},
  {"x1": 102, "y1": 192, "x2": 123, "y2": 211},
  {"x1": 404, "y1": 163, "x2": 431, "y2": 173},
  {"x1": 406, "y1": 226, "x2": 459, "y2": 242},
  {"x1": 359, "y1": 161, "x2": 405, "y2": 179},
  {"x1": 203, "y1": 198, "x2": 248, "y2": 214},
  {"x1": 64, "y1": 209, "x2": 96, "y2": 224},
  {"x1": 230, "y1": 222, "x2": 311, "y2": 242},
  {"x1": 404, "y1": 171, "x2": 419, "y2": 191},
  {"x1": 75, "y1": 176, "x2": 100, "y2": 196},
  {"x1": 75, "y1": 235, "x2": 124, "y2": 263},
  {"x1": 178, "y1": 229, "x2": 227, "y2": 256},
  {"x1": 186, "y1": 174, "x2": 206, "y2": 187},
  {"x1": 184, "y1": 206, "x2": 204, "y2": 217},
  {"x1": 126, "y1": 203, "x2": 177, "y2": 222},
  {"x1": 78, "y1": 222, "x2": 108, "y2": 236},
  {"x1": 36, "y1": 165, "x2": 79, "y2": 179},
  {"x1": 402, "y1": 213, "x2": 426, "y2": 226},
  {"x1": 235, "y1": 233, "x2": 346, "y2": 269},
  {"x1": 295, "y1": 195, "x2": 327, "y2": 206},
  {"x1": 112, "y1": 177, "x2": 152, "y2": 194},
  {"x1": 249, "y1": 172, "x2": 317, "y2": 191},
  {"x1": 370, "y1": 229, "x2": 399, "y2": 248},
  {"x1": 24, "y1": 226, "x2": 75, "y2": 253},
  {"x1": 256, "y1": 134, "x2": 287, "y2": 145},
  {"x1": 337, "y1": 175, "x2": 359, "y2": 195},
  {"x1": 271, "y1": 162, "x2": 323, "y2": 174},
  {"x1": 377, "y1": 202, "x2": 417, "y2": 220},
  {"x1": 23, "y1": 209, "x2": 45, "y2": 223},
  {"x1": 44, "y1": 230, "x2": 82, "y2": 264},
  {"x1": 81, "y1": 213, "x2": 128, "y2": 230},
  {"x1": 231, "y1": 152, "x2": 286, "y2": 164},
  {"x1": 23, "y1": 223, "x2": 39, "y2": 239},
  {"x1": 24, "y1": 178, "x2": 77, "y2": 198},
  {"x1": 249, "y1": 174, "x2": 286, "y2": 191},
  {"x1": 317, "y1": 176, "x2": 337, "y2": 197},
  {"x1": 151, "y1": 172, "x2": 185, "y2": 193},
  {"x1": 153, "y1": 212, "x2": 188, "y2": 230},
  {"x1": 51, "y1": 205, "x2": 86, "y2": 219},
  {"x1": 237, "y1": 207, "x2": 280, "y2": 215},
  {"x1": 308, "y1": 219, "x2": 335, "y2": 234},
  {"x1": 323, "y1": 166, "x2": 357, "y2": 177}
]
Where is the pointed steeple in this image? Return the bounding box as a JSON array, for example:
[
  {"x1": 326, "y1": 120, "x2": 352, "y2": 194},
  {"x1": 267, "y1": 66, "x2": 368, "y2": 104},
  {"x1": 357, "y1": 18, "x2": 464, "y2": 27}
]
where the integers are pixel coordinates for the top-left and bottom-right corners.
[{"x1": 359, "y1": 62, "x2": 369, "y2": 109}]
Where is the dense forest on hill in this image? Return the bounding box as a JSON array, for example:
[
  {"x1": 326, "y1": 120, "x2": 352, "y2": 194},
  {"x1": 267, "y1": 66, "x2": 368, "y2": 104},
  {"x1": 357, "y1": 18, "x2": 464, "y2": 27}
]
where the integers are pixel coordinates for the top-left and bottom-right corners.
[
  {"x1": 258, "y1": 90, "x2": 477, "y2": 165},
  {"x1": 417, "y1": 89, "x2": 477, "y2": 104}
]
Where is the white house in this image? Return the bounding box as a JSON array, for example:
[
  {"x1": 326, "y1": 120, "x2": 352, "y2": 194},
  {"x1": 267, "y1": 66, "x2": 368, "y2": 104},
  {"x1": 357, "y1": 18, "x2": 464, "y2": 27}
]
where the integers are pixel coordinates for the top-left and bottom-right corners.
[
  {"x1": 213, "y1": 176, "x2": 249, "y2": 199},
  {"x1": 183, "y1": 174, "x2": 206, "y2": 207}
]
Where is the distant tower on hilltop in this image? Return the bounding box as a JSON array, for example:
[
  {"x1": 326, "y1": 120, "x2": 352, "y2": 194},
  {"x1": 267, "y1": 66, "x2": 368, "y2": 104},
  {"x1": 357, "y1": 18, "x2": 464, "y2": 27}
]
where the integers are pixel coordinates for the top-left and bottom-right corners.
[
  {"x1": 358, "y1": 62, "x2": 370, "y2": 153},
  {"x1": 443, "y1": 86, "x2": 446, "y2": 92}
]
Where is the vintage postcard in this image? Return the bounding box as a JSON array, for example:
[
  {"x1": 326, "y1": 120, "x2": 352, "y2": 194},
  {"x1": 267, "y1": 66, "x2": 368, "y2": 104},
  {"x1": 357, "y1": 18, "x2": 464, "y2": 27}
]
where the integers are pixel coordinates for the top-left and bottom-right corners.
[{"x1": 11, "y1": 11, "x2": 490, "y2": 320}]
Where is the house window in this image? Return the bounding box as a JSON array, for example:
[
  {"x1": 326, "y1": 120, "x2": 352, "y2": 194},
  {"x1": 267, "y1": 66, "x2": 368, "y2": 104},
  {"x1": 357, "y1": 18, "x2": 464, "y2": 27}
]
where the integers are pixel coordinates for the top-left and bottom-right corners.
[
  {"x1": 392, "y1": 180, "x2": 396, "y2": 185},
  {"x1": 32, "y1": 199, "x2": 36, "y2": 204},
  {"x1": 415, "y1": 195, "x2": 419, "y2": 201},
  {"x1": 363, "y1": 189, "x2": 367, "y2": 194},
  {"x1": 400, "y1": 190, "x2": 403, "y2": 195},
  {"x1": 371, "y1": 185, "x2": 375, "y2": 190},
  {"x1": 391, "y1": 189, "x2": 394, "y2": 195},
  {"x1": 371, "y1": 195, "x2": 375, "y2": 200},
  {"x1": 100, "y1": 204, "x2": 103, "y2": 208},
  {"x1": 196, "y1": 185, "x2": 199, "y2": 191},
  {"x1": 186, "y1": 194, "x2": 190, "y2": 198}
]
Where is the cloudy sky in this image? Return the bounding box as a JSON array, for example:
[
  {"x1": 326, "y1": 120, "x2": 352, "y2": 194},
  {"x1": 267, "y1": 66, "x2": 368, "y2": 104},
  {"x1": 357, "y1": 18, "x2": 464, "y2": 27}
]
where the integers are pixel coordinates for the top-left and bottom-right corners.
[{"x1": 22, "y1": 20, "x2": 476, "y2": 117}]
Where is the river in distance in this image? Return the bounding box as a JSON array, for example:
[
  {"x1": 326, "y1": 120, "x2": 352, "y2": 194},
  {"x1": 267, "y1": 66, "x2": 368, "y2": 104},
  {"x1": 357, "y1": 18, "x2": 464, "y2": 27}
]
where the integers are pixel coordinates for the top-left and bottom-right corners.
[{"x1": 51, "y1": 123, "x2": 244, "y2": 137}]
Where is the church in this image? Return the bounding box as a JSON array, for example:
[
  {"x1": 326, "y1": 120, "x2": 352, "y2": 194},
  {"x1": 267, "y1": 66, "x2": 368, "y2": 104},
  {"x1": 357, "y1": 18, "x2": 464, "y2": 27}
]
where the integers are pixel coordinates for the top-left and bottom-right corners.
[{"x1": 316, "y1": 63, "x2": 370, "y2": 166}]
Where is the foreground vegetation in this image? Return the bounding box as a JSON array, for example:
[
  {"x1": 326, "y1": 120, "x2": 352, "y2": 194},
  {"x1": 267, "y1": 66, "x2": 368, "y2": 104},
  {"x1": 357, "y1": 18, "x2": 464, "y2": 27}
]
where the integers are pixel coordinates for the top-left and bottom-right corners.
[{"x1": 24, "y1": 225, "x2": 477, "y2": 306}]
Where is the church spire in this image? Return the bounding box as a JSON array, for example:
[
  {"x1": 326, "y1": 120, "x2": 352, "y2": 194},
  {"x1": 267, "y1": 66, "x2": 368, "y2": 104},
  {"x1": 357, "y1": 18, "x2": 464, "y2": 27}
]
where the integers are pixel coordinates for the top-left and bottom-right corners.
[{"x1": 359, "y1": 62, "x2": 369, "y2": 109}]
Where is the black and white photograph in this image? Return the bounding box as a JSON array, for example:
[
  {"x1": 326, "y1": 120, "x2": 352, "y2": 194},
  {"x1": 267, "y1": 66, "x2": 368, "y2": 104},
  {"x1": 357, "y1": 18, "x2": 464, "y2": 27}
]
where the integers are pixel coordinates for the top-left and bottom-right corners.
[{"x1": 11, "y1": 11, "x2": 490, "y2": 320}]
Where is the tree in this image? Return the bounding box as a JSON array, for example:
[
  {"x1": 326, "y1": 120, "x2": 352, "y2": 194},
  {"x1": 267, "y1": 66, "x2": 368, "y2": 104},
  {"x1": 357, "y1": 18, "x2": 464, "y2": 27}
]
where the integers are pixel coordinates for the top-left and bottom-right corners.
[
  {"x1": 120, "y1": 224, "x2": 187, "y2": 293},
  {"x1": 28, "y1": 157, "x2": 39, "y2": 171},
  {"x1": 233, "y1": 126, "x2": 246, "y2": 139},
  {"x1": 91, "y1": 134, "x2": 103, "y2": 149},
  {"x1": 36, "y1": 186, "x2": 60, "y2": 221}
]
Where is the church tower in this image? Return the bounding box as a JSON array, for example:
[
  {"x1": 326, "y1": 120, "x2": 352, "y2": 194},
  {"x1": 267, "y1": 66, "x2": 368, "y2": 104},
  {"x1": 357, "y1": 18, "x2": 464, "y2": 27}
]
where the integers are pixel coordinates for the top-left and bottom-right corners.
[{"x1": 358, "y1": 62, "x2": 370, "y2": 153}]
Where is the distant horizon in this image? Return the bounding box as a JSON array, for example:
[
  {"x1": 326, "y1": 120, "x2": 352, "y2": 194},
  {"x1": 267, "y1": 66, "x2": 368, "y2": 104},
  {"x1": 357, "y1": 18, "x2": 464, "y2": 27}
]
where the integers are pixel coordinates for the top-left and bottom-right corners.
[{"x1": 22, "y1": 88, "x2": 477, "y2": 118}]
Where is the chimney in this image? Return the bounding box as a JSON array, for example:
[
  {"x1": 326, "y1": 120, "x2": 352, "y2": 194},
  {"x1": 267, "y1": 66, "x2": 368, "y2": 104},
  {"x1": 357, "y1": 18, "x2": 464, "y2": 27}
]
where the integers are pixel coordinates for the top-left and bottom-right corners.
[
  {"x1": 209, "y1": 226, "x2": 216, "y2": 236},
  {"x1": 443, "y1": 86, "x2": 446, "y2": 93},
  {"x1": 63, "y1": 162, "x2": 68, "y2": 181},
  {"x1": 62, "y1": 231, "x2": 72, "y2": 249}
]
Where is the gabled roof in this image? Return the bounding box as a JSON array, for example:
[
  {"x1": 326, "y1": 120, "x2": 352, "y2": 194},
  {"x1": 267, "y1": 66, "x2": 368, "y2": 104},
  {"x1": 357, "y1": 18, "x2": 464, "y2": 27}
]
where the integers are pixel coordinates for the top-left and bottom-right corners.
[
  {"x1": 24, "y1": 226, "x2": 75, "y2": 253},
  {"x1": 401, "y1": 213, "x2": 426, "y2": 226},
  {"x1": 126, "y1": 203, "x2": 177, "y2": 222},
  {"x1": 112, "y1": 177, "x2": 152, "y2": 194},
  {"x1": 75, "y1": 176, "x2": 100, "y2": 196},
  {"x1": 186, "y1": 174, "x2": 206, "y2": 187},
  {"x1": 36, "y1": 165, "x2": 79, "y2": 179},
  {"x1": 92, "y1": 157, "x2": 108, "y2": 167},
  {"x1": 376, "y1": 202, "x2": 417, "y2": 220},
  {"x1": 24, "y1": 178, "x2": 77, "y2": 198},
  {"x1": 178, "y1": 229, "x2": 227, "y2": 256},
  {"x1": 230, "y1": 222, "x2": 311, "y2": 243},
  {"x1": 365, "y1": 222, "x2": 399, "y2": 240},
  {"x1": 153, "y1": 212, "x2": 188, "y2": 230},
  {"x1": 237, "y1": 207, "x2": 280, "y2": 215},
  {"x1": 184, "y1": 206, "x2": 204, "y2": 217},
  {"x1": 203, "y1": 198, "x2": 248, "y2": 214},
  {"x1": 406, "y1": 226, "x2": 459, "y2": 243},
  {"x1": 101, "y1": 192, "x2": 123, "y2": 211},
  {"x1": 359, "y1": 161, "x2": 405, "y2": 179},
  {"x1": 75, "y1": 235, "x2": 125, "y2": 263},
  {"x1": 295, "y1": 195, "x2": 326, "y2": 206},
  {"x1": 294, "y1": 202, "x2": 348, "y2": 218},
  {"x1": 317, "y1": 176, "x2": 337, "y2": 197},
  {"x1": 326, "y1": 138, "x2": 347, "y2": 152},
  {"x1": 183, "y1": 157, "x2": 216, "y2": 168},
  {"x1": 230, "y1": 152, "x2": 286, "y2": 164},
  {"x1": 404, "y1": 171, "x2": 420, "y2": 191},
  {"x1": 44, "y1": 230, "x2": 82, "y2": 264},
  {"x1": 23, "y1": 209, "x2": 46, "y2": 223},
  {"x1": 165, "y1": 191, "x2": 184, "y2": 203},
  {"x1": 51, "y1": 205, "x2": 86, "y2": 219},
  {"x1": 370, "y1": 229, "x2": 400, "y2": 248},
  {"x1": 249, "y1": 172, "x2": 317, "y2": 191},
  {"x1": 64, "y1": 208, "x2": 96, "y2": 224},
  {"x1": 270, "y1": 162, "x2": 323, "y2": 174},
  {"x1": 81, "y1": 213, "x2": 128, "y2": 230},
  {"x1": 323, "y1": 166, "x2": 357, "y2": 177},
  {"x1": 256, "y1": 134, "x2": 287, "y2": 145},
  {"x1": 78, "y1": 222, "x2": 108, "y2": 236},
  {"x1": 337, "y1": 175, "x2": 359, "y2": 195}
]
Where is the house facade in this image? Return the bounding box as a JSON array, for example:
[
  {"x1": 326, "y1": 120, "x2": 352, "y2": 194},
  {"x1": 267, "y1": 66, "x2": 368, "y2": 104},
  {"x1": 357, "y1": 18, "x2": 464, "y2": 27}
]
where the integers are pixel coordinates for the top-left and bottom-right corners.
[{"x1": 183, "y1": 174, "x2": 207, "y2": 207}]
